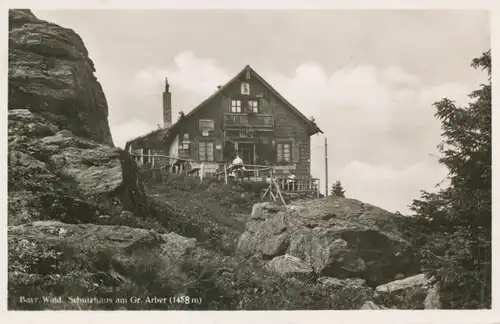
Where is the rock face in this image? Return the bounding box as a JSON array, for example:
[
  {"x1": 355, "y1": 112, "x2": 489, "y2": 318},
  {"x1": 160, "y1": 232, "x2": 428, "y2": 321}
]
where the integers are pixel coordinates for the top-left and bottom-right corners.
[
  {"x1": 237, "y1": 199, "x2": 420, "y2": 286},
  {"x1": 8, "y1": 9, "x2": 113, "y2": 145},
  {"x1": 8, "y1": 221, "x2": 192, "y2": 310},
  {"x1": 8, "y1": 109, "x2": 148, "y2": 225},
  {"x1": 8, "y1": 10, "x2": 148, "y2": 226}
]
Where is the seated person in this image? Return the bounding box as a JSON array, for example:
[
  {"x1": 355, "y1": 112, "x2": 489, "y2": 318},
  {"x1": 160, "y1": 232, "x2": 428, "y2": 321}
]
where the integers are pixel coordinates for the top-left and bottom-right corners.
[
  {"x1": 286, "y1": 172, "x2": 298, "y2": 188},
  {"x1": 227, "y1": 154, "x2": 245, "y2": 177}
]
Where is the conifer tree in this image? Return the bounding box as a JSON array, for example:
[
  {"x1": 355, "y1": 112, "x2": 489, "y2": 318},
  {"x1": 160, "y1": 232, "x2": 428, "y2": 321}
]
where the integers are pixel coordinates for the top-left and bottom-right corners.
[
  {"x1": 330, "y1": 180, "x2": 346, "y2": 197},
  {"x1": 410, "y1": 50, "x2": 491, "y2": 308}
]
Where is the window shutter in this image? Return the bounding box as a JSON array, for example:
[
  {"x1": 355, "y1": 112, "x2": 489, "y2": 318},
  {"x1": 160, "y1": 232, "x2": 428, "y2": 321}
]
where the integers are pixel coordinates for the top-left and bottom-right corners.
[
  {"x1": 277, "y1": 143, "x2": 283, "y2": 162},
  {"x1": 292, "y1": 141, "x2": 300, "y2": 163},
  {"x1": 260, "y1": 98, "x2": 270, "y2": 114},
  {"x1": 221, "y1": 96, "x2": 230, "y2": 112}
]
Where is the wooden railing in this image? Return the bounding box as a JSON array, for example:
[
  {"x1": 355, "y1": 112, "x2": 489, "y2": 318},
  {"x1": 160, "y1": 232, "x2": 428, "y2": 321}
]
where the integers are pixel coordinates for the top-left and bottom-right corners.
[
  {"x1": 275, "y1": 177, "x2": 319, "y2": 193},
  {"x1": 222, "y1": 113, "x2": 274, "y2": 128},
  {"x1": 212, "y1": 163, "x2": 320, "y2": 197},
  {"x1": 130, "y1": 153, "x2": 320, "y2": 198}
]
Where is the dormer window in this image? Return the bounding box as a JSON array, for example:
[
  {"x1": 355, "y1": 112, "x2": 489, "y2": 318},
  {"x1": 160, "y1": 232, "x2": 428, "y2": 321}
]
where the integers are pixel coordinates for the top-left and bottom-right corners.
[{"x1": 231, "y1": 100, "x2": 242, "y2": 113}]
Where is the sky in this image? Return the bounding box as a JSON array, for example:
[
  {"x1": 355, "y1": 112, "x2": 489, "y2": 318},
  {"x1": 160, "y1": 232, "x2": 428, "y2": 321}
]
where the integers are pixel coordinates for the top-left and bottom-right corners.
[{"x1": 34, "y1": 9, "x2": 490, "y2": 214}]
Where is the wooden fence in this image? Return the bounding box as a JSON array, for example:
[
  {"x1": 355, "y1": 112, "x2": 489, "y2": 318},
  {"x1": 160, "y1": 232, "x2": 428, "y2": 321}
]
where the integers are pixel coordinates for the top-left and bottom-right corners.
[{"x1": 130, "y1": 152, "x2": 320, "y2": 197}]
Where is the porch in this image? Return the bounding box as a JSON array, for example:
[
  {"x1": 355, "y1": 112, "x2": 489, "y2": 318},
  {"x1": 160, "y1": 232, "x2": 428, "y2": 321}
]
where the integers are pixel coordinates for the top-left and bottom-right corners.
[{"x1": 130, "y1": 152, "x2": 319, "y2": 197}]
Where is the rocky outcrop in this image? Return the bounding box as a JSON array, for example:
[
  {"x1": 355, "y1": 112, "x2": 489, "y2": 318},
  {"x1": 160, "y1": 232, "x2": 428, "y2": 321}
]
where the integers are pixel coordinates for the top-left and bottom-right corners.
[
  {"x1": 8, "y1": 9, "x2": 148, "y2": 226},
  {"x1": 8, "y1": 110, "x2": 148, "y2": 225},
  {"x1": 8, "y1": 221, "x2": 193, "y2": 310},
  {"x1": 373, "y1": 273, "x2": 441, "y2": 309},
  {"x1": 8, "y1": 9, "x2": 113, "y2": 146},
  {"x1": 237, "y1": 198, "x2": 420, "y2": 286}
]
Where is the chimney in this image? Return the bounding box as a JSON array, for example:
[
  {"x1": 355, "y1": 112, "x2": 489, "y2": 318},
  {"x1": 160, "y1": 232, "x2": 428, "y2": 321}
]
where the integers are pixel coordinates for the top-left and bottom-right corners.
[{"x1": 163, "y1": 77, "x2": 172, "y2": 127}]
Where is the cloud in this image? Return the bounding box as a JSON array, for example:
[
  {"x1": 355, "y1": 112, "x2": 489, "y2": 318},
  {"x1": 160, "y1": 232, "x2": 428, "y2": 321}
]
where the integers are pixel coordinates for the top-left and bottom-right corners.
[
  {"x1": 115, "y1": 51, "x2": 477, "y2": 214},
  {"x1": 109, "y1": 52, "x2": 232, "y2": 148},
  {"x1": 133, "y1": 52, "x2": 230, "y2": 98},
  {"x1": 336, "y1": 160, "x2": 448, "y2": 214}
]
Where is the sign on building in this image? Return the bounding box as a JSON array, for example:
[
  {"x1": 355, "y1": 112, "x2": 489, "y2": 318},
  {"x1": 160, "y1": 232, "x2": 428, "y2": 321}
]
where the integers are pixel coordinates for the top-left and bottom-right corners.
[
  {"x1": 199, "y1": 119, "x2": 215, "y2": 132},
  {"x1": 241, "y1": 82, "x2": 250, "y2": 95}
]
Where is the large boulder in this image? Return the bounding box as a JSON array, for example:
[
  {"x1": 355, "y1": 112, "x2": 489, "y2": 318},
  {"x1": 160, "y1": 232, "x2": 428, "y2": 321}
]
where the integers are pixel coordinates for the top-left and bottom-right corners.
[
  {"x1": 373, "y1": 273, "x2": 440, "y2": 309},
  {"x1": 237, "y1": 198, "x2": 420, "y2": 286},
  {"x1": 8, "y1": 9, "x2": 113, "y2": 145},
  {"x1": 8, "y1": 111, "x2": 148, "y2": 225},
  {"x1": 8, "y1": 9, "x2": 149, "y2": 226},
  {"x1": 7, "y1": 221, "x2": 192, "y2": 310}
]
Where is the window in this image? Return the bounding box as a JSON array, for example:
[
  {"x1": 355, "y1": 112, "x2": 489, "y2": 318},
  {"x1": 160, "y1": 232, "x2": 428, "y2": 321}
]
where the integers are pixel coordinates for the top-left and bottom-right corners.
[
  {"x1": 183, "y1": 133, "x2": 190, "y2": 142},
  {"x1": 231, "y1": 100, "x2": 242, "y2": 113},
  {"x1": 248, "y1": 100, "x2": 259, "y2": 113},
  {"x1": 283, "y1": 144, "x2": 291, "y2": 161},
  {"x1": 199, "y1": 142, "x2": 214, "y2": 162},
  {"x1": 142, "y1": 149, "x2": 152, "y2": 165},
  {"x1": 277, "y1": 143, "x2": 292, "y2": 162}
]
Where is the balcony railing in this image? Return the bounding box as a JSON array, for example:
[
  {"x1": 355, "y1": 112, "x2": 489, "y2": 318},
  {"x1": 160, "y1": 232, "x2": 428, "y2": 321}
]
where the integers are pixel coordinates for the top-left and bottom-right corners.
[{"x1": 222, "y1": 113, "x2": 274, "y2": 128}]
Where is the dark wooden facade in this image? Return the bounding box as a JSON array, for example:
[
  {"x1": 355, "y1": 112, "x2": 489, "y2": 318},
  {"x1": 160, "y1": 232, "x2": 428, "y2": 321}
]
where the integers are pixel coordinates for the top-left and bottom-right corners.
[{"x1": 125, "y1": 65, "x2": 322, "y2": 177}]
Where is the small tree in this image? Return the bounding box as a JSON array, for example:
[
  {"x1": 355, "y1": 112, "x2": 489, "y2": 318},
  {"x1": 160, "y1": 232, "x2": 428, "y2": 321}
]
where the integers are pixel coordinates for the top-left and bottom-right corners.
[{"x1": 330, "y1": 180, "x2": 346, "y2": 197}]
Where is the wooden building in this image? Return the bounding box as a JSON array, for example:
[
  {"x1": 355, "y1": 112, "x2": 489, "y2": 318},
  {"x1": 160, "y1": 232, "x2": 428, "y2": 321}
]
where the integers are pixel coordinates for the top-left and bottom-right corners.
[{"x1": 125, "y1": 65, "x2": 323, "y2": 177}]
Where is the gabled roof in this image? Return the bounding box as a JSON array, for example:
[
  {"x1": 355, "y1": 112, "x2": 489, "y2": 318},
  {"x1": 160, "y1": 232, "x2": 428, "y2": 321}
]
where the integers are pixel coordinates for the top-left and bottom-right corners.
[
  {"x1": 175, "y1": 65, "x2": 323, "y2": 135},
  {"x1": 124, "y1": 125, "x2": 173, "y2": 150},
  {"x1": 125, "y1": 64, "x2": 323, "y2": 149},
  {"x1": 245, "y1": 65, "x2": 323, "y2": 135}
]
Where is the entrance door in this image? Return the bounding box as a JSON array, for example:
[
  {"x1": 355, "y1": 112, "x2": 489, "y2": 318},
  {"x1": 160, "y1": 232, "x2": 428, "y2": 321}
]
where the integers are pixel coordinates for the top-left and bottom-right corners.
[{"x1": 237, "y1": 142, "x2": 255, "y2": 165}]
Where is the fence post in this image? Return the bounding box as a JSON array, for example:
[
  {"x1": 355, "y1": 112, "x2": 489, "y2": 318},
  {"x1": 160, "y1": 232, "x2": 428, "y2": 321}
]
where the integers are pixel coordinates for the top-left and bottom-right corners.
[
  {"x1": 317, "y1": 179, "x2": 320, "y2": 198},
  {"x1": 200, "y1": 163, "x2": 205, "y2": 183},
  {"x1": 224, "y1": 163, "x2": 228, "y2": 184}
]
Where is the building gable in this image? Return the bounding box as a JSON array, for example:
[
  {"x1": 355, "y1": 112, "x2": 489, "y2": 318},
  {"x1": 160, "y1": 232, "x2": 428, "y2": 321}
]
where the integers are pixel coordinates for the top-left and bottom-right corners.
[
  {"x1": 125, "y1": 64, "x2": 322, "y2": 176},
  {"x1": 177, "y1": 65, "x2": 323, "y2": 136}
]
